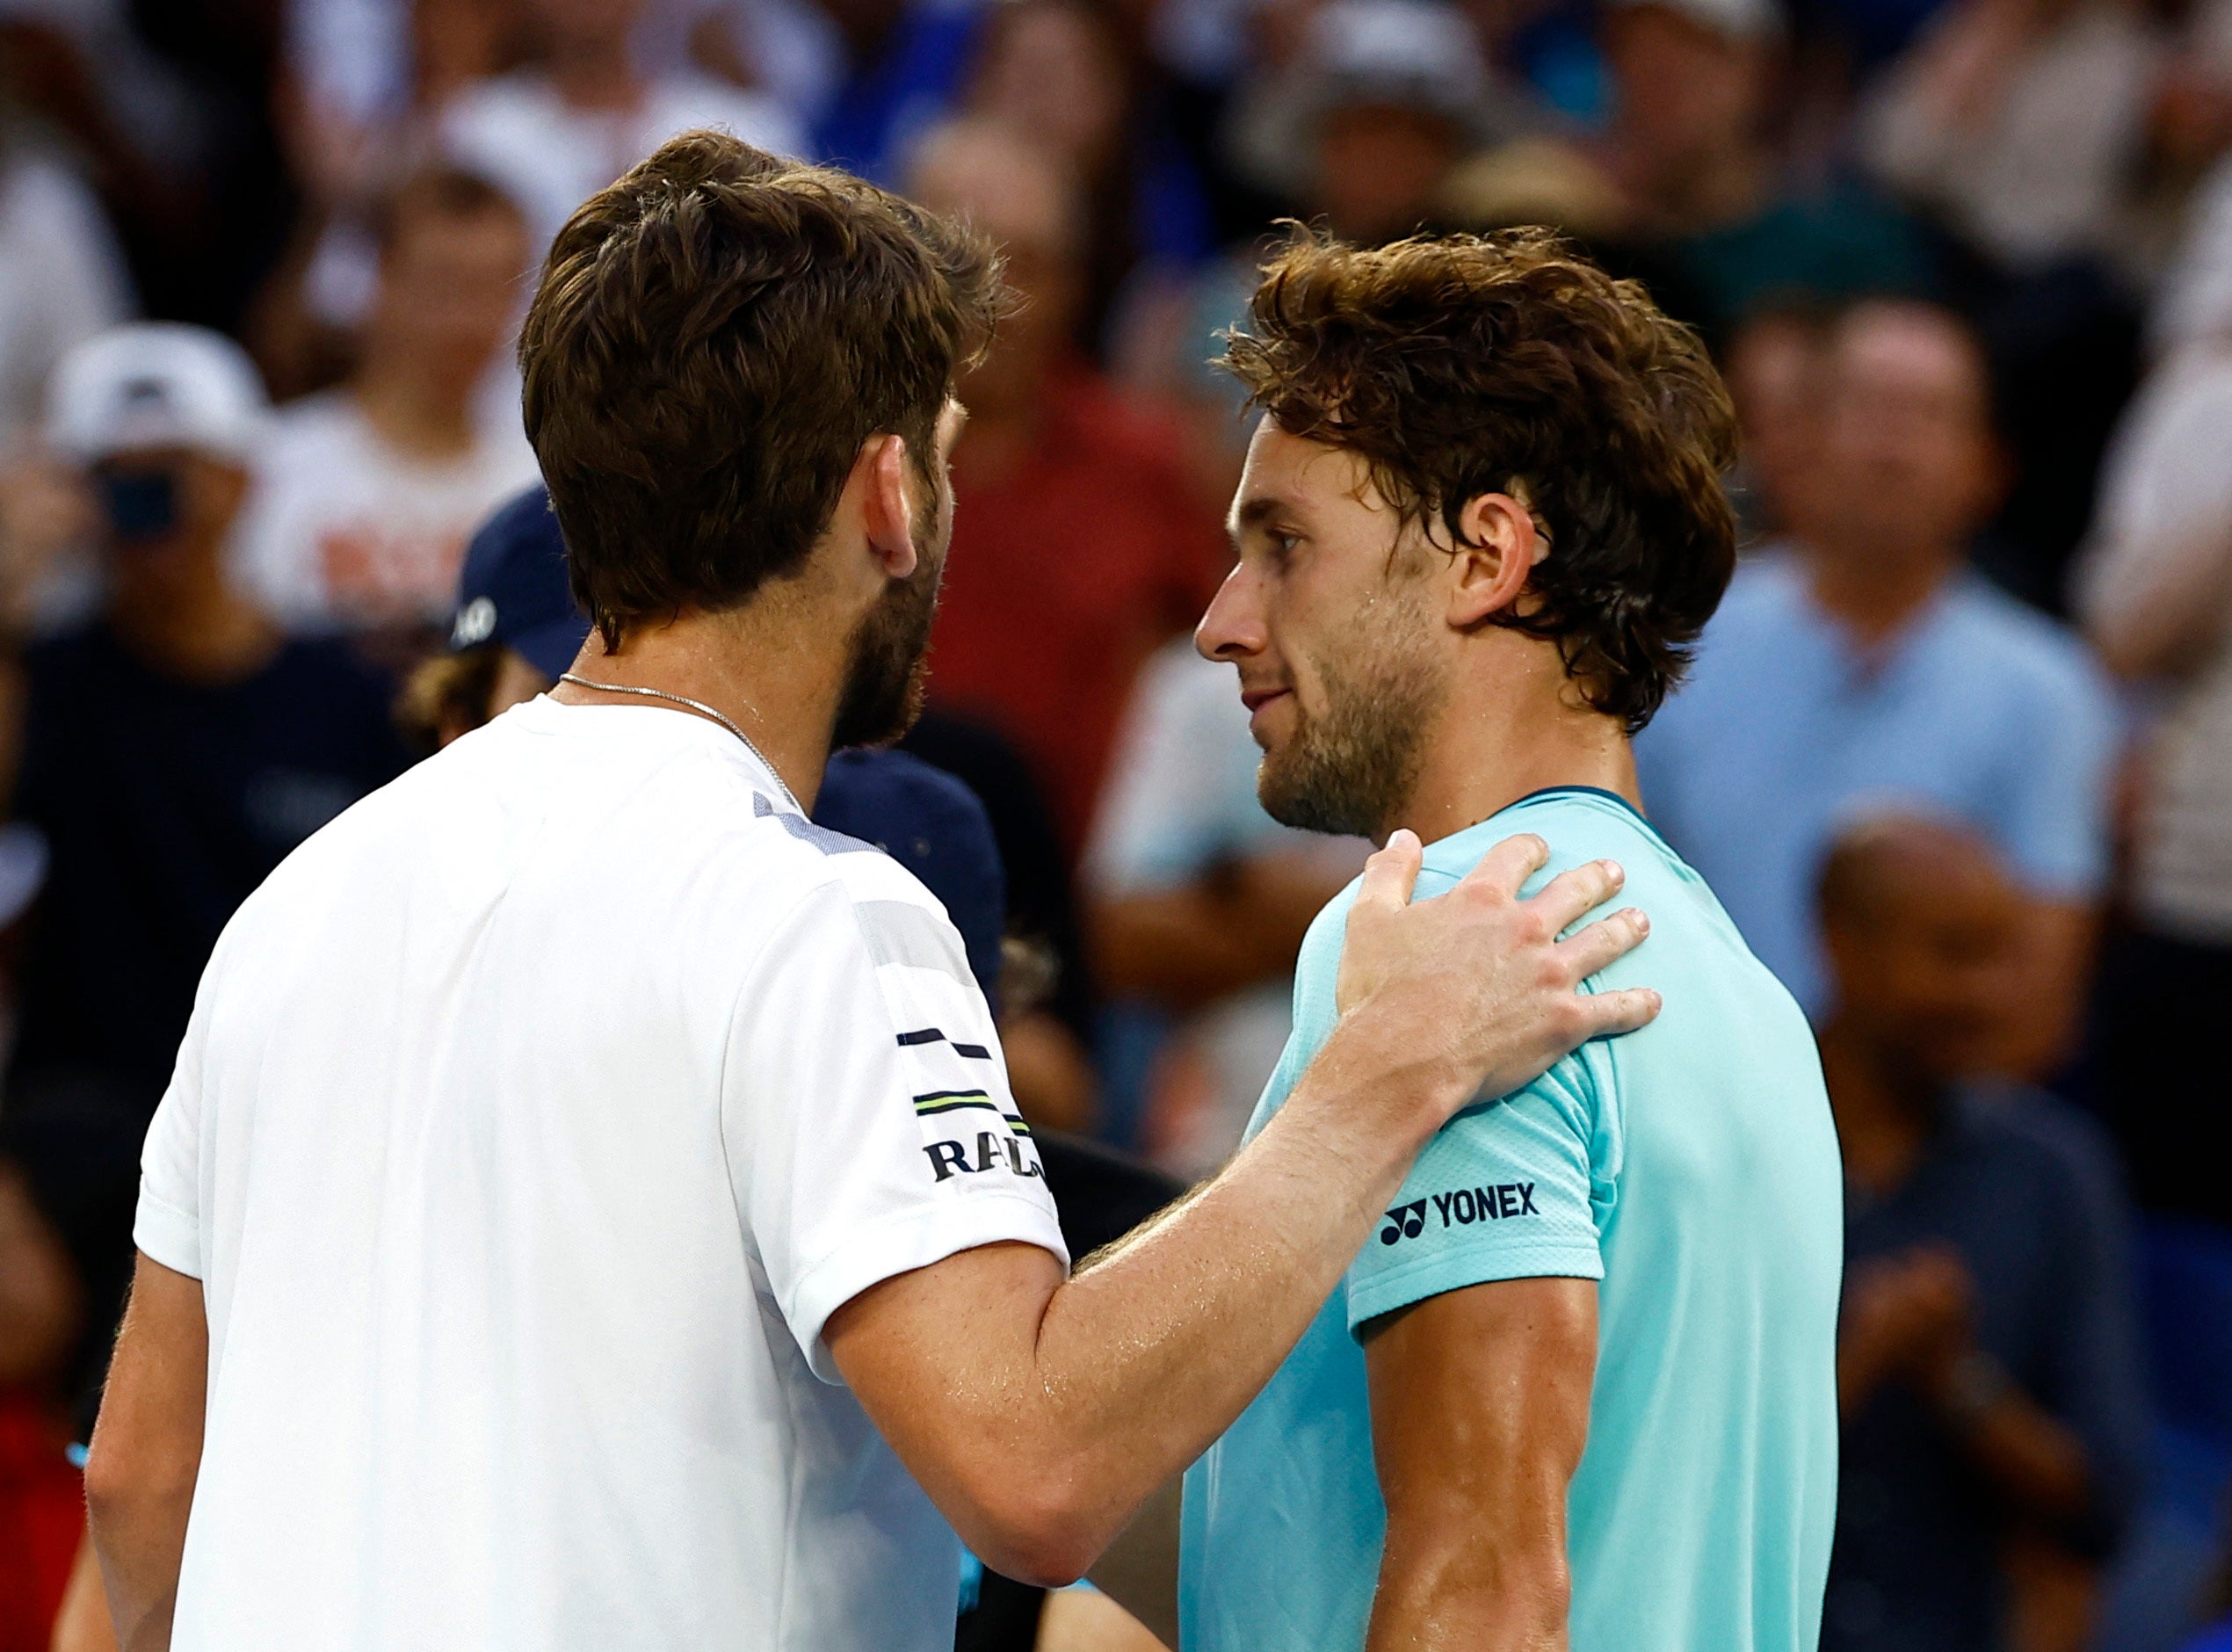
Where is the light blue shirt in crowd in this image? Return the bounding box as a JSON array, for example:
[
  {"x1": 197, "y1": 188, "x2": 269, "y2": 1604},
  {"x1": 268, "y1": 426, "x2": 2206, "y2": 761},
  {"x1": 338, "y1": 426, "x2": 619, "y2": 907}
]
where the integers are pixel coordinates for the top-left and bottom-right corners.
[
  {"x1": 1180, "y1": 787, "x2": 1844, "y2": 1652},
  {"x1": 1634, "y1": 553, "x2": 2118, "y2": 1018}
]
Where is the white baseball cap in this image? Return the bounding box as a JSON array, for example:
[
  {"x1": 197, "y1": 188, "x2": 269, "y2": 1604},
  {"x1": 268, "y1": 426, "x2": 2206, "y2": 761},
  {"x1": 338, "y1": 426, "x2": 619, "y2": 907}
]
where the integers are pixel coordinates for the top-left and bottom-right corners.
[{"x1": 45, "y1": 322, "x2": 272, "y2": 467}]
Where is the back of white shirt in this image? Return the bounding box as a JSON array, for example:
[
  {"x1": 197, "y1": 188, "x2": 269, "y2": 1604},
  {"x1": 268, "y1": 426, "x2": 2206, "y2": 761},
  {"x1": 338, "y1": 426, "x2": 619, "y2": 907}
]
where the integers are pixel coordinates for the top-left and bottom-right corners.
[{"x1": 135, "y1": 697, "x2": 1068, "y2": 1650}]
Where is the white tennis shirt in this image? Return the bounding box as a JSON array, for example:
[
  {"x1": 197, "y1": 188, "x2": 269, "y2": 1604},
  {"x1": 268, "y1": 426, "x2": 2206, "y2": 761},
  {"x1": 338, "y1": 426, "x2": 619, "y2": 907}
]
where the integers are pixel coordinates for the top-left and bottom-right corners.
[{"x1": 133, "y1": 695, "x2": 1069, "y2": 1649}]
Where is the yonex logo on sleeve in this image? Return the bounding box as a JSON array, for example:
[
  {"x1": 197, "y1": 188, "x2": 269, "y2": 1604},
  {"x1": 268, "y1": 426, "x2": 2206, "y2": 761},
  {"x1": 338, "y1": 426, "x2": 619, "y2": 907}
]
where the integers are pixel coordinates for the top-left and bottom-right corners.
[
  {"x1": 1380, "y1": 1184, "x2": 1540, "y2": 1245},
  {"x1": 1380, "y1": 1201, "x2": 1427, "y2": 1244}
]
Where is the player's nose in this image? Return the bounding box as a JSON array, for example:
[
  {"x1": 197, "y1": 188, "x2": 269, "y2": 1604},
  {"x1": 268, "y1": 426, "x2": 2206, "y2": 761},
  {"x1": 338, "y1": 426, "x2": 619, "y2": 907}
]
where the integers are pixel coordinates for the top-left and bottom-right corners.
[{"x1": 1195, "y1": 561, "x2": 1267, "y2": 663}]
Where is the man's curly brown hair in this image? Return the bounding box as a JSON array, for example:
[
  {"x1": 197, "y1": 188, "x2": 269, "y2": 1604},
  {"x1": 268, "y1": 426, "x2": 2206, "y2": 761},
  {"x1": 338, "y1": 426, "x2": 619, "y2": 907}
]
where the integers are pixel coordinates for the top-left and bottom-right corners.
[{"x1": 1221, "y1": 225, "x2": 1739, "y2": 732}]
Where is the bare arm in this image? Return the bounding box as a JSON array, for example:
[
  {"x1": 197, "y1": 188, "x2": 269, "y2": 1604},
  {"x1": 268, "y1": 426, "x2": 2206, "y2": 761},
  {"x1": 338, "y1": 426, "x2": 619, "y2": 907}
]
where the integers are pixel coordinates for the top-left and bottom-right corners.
[
  {"x1": 83, "y1": 1253, "x2": 207, "y2": 1652},
  {"x1": 2081, "y1": 521, "x2": 2232, "y2": 682},
  {"x1": 1363, "y1": 1277, "x2": 1598, "y2": 1652},
  {"x1": 828, "y1": 833, "x2": 1656, "y2": 1586}
]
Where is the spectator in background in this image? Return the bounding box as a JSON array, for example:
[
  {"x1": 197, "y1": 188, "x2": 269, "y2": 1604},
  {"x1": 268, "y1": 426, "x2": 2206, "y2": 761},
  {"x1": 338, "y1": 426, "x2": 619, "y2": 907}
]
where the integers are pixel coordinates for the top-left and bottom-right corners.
[
  {"x1": 0, "y1": 323, "x2": 408, "y2": 1401},
  {"x1": 1859, "y1": 0, "x2": 2161, "y2": 284},
  {"x1": 806, "y1": 0, "x2": 987, "y2": 183},
  {"x1": 907, "y1": 118, "x2": 1227, "y2": 853},
  {"x1": 1639, "y1": 299, "x2": 2118, "y2": 1066},
  {"x1": 1083, "y1": 639, "x2": 1365, "y2": 1178},
  {"x1": 1591, "y1": 0, "x2": 1931, "y2": 341},
  {"x1": 0, "y1": 1156, "x2": 83, "y2": 1650},
  {"x1": 2076, "y1": 330, "x2": 2232, "y2": 1232},
  {"x1": 0, "y1": 127, "x2": 134, "y2": 450},
  {"x1": 1721, "y1": 299, "x2": 1837, "y2": 541},
  {"x1": 439, "y1": 0, "x2": 801, "y2": 251},
  {"x1": 233, "y1": 167, "x2": 540, "y2": 652},
  {"x1": 1816, "y1": 815, "x2": 2148, "y2": 1652},
  {"x1": 1226, "y1": 0, "x2": 1506, "y2": 248},
  {"x1": 961, "y1": 0, "x2": 1214, "y2": 358}
]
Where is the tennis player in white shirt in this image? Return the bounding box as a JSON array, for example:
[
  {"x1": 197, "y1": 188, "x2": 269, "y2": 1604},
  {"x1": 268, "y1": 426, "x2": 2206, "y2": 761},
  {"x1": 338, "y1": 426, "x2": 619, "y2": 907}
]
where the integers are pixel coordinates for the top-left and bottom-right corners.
[{"x1": 81, "y1": 132, "x2": 1660, "y2": 1651}]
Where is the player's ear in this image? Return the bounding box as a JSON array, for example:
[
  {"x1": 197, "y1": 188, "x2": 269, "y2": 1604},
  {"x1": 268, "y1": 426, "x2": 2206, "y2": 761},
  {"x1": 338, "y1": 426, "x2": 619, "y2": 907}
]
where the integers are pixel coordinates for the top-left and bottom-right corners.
[
  {"x1": 1445, "y1": 489, "x2": 1543, "y2": 628},
  {"x1": 859, "y1": 433, "x2": 920, "y2": 580}
]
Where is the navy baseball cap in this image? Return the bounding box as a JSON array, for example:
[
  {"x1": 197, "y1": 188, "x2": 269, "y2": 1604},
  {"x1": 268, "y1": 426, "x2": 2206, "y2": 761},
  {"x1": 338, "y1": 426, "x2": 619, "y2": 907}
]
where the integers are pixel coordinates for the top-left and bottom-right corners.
[
  {"x1": 449, "y1": 484, "x2": 591, "y2": 683},
  {"x1": 818, "y1": 749, "x2": 1008, "y2": 1002}
]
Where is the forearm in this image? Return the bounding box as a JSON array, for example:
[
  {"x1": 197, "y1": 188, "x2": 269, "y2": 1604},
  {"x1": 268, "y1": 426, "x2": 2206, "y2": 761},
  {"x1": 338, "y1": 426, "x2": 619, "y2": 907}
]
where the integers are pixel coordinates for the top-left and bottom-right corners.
[
  {"x1": 85, "y1": 1463, "x2": 196, "y2": 1650},
  {"x1": 83, "y1": 1255, "x2": 207, "y2": 1652},
  {"x1": 1014, "y1": 1018, "x2": 1462, "y2": 1559},
  {"x1": 2082, "y1": 527, "x2": 2232, "y2": 680},
  {"x1": 1940, "y1": 1381, "x2": 2091, "y2": 1522},
  {"x1": 1366, "y1": 1541, "x2": 1571, "y2": 1652}
]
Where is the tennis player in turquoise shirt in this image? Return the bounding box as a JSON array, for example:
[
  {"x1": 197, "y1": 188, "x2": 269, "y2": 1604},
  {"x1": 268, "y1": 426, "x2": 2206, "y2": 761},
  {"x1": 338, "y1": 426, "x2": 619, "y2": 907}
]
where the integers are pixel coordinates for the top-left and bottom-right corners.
[{"x1": 1181, "y1": 228, "x2": 1844, "y2": 1651}]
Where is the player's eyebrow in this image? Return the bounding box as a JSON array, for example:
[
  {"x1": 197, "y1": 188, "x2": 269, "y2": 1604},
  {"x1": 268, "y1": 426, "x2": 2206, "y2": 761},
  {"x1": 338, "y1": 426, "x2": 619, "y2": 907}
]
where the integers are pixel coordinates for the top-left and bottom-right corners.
[{"x1": 1228, "y1": 492, "x2": 1296, "y2": 542}]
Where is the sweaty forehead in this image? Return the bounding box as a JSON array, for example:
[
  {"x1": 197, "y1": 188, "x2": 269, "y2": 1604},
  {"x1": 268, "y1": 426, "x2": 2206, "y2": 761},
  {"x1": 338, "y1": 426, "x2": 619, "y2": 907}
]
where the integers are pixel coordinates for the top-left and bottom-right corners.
[{"x1": 1228, "y1": 422, "x2": 1388, "y2": 532}]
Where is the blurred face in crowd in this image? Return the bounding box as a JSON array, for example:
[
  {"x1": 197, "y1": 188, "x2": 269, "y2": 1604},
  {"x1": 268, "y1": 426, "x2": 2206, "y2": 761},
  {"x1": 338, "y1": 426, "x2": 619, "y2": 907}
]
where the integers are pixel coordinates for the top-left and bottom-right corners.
[
  {"x1": 369, "y1": 195, "x2": 531, "y2": 401},
  {"x1": 526, "y1": 0, "x2": 646, "y2": 57},
  {"x1": 1603, "y1": 5, "x2": 1763, "y2": 180},
  {"x1": 1813, "y1": 303, "x2": 2004, "y2": 567},
  {"x1": 1198, "y1": 421, "x2": 1452, "y2": 838},
  {"x1": 833, "y1": 398, "x2": 967, "y2": 748},
  {"x1": 1314, "y1": 104, "x2": 1465, "y2": 245},
  {"x1": 907, "y1": 124, "x2": 1082, "y2": 418},
  {"x1": 968, "y1": 0, "x2": 1127, "y2": 174},
  {"x1": 1725, "y1": 310, "x2": 1830, "y2": 535},
  {"x1": 1821, "y1": 822, "x2": 2030, "y2": 1084},
  {"x1": 89, "y1": 445, "x2": 250, "y2": 579}
]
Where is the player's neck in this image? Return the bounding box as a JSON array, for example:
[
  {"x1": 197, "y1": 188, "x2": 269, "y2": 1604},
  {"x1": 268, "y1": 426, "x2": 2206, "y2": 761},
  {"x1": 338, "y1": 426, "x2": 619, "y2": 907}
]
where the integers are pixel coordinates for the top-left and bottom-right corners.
[
  {"x1": 552, "y1": 598, "x2": 841, "y2": 809},
  {"x1": 1388, "y1": 647, "x2": 1640, "y2": 847}
]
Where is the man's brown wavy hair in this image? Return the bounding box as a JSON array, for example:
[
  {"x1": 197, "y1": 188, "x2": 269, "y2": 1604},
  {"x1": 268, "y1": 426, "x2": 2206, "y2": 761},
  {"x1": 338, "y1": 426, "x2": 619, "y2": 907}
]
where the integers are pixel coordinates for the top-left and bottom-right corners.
[
  {"x1": 520, "y1": 132, "x2": 1004, "y2": 649},
  {"x1": 1222, "y1": 226, "x2": 1739, "y2": 732}
]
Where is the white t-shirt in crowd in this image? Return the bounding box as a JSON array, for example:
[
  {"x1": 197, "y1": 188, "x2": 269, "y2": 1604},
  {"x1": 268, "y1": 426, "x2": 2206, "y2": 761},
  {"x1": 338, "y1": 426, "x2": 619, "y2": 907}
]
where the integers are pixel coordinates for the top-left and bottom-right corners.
[
  {"x1": 232, "y1": 389, "x2": 541, "y2": 630},
  {"x1": 2076, "y1": 343, "x2": 2232, "y2": 942},
  {"x1": 134, "y1": 696, "x2": 1069, "y2": 1649},
  {"x1": 440, "y1": 69, "x2": 805, "y2": 252}
]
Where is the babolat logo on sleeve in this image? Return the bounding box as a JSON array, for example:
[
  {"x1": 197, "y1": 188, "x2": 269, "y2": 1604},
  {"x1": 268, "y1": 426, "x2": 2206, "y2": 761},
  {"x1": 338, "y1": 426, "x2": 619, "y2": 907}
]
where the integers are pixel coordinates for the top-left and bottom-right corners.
[
  {"x1": 916, "y1": 1090, "x2": 1045, "y2": 1183},
  {"x1": 1381, "y1": 1184, "x2": 1540, "y2": 1245}
]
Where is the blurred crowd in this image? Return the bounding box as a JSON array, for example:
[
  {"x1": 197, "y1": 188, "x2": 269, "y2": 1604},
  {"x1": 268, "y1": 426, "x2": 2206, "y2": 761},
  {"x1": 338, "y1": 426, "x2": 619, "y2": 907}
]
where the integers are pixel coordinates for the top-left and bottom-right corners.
[{"x1": 0, "y1": 0, "x2": 2229, "y2": 1648}]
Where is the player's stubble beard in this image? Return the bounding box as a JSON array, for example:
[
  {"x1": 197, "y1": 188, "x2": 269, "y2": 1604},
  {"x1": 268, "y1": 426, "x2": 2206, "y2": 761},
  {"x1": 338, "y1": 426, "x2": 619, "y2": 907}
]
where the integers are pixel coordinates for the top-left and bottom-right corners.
[
  {"x1": 1257, "y1": 576, "x2": 1447, "y2": 840},
  {"x1": 830, "y1": 470, "x2": 948, "y2": 750}
]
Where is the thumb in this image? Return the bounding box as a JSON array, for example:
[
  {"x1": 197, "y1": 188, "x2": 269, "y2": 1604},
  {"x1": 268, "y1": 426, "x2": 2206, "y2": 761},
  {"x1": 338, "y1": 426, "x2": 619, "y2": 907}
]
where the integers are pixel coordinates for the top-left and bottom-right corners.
[{"x1": 1354, "y1": 829, "x2": 1424, "y2": 914}]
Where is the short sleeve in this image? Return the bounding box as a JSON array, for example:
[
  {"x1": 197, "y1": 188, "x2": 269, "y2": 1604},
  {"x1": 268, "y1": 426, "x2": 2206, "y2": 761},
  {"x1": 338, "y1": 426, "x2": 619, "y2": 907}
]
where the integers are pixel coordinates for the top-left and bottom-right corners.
[
  {"x1": 722, "y1": 875, "x2": 1069, "y2": 1384},
  {"x1": 134, "y1": 951, "x2": 221, "y2": 1279},
  {"x1": 1996, "y1": 647, "x2": 2118, "y2": 902},
  {"x1": 1344, "y1": 1053, "x2": 1612, "y2": 1337}
]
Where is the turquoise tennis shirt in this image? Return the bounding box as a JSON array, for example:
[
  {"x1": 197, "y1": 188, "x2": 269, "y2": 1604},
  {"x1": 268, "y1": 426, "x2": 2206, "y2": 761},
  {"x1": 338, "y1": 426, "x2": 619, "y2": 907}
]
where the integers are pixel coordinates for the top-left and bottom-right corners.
[{"x1": 1180, "y1": 787, "x2": 1844, "y2": 1652}]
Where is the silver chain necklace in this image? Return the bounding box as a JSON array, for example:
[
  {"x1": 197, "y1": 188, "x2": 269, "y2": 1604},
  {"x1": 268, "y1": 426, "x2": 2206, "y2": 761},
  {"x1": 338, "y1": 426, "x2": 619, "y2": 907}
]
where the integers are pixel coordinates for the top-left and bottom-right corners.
[{"x1": 556, "y1": 673, "x2": 802, "y2": 813}]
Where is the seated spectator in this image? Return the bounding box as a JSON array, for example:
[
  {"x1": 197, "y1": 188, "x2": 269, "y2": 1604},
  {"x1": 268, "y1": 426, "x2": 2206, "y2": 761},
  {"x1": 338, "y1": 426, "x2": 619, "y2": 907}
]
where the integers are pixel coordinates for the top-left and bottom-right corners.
[
  {"x1": 233, "y1": 166, "x2": 541, "y2": 648},
  {"x1": 2075, "y1": 334, "x2": 2232, "y2": 1230},
  {"x1": 905, "y1": 118, "x2": 1228, "y2": 854},
  {"x1": 1083, "y1": 638, "x2": 1364, "y2": 1179},
  {"x1": 0, "y1": 131, "x2": 133, "y2": 450},
  {"x1": 2, "y1": 323, "x2": 409, "y2": 1395},
  {"x1": 1224, "y1": 0, "x2": 1511, "y2": 247},
  {"x1": 0, "y1": 1156, "x2": 83, "y2": 1651},
  {"x1": 1859, "y1": 0, "x2": 2161, "y2": 281},
  {"x1": 1638, "y1": 299, "x2": 2119, "y2": 1069},
  {"x1": 439, "y1": 0, "x2": 801, "y2": 252},
  {"x1": 1720, "y1": 299, "x2": 1837, "y2": 542},
  {"x1": 960, "y1": 0, "x2": 1214, "y2": 357},
  {"x1": 1592, "y1": 0, "x2": 1932, "y2": 341},
  {"x1": 1816, "y1": 815, "x2": 2149, "y2": 1652}
]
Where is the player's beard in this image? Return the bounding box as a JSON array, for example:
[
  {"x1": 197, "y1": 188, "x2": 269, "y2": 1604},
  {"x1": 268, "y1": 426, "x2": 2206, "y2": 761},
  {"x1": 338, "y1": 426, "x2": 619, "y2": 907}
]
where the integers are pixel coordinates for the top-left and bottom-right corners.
[
  {"x1": 830, "y1": 482, "x2": 948, "y2": 750},
  {"x1": 1257, "y1": 586, "x2": 1446, "y2": 839}
]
